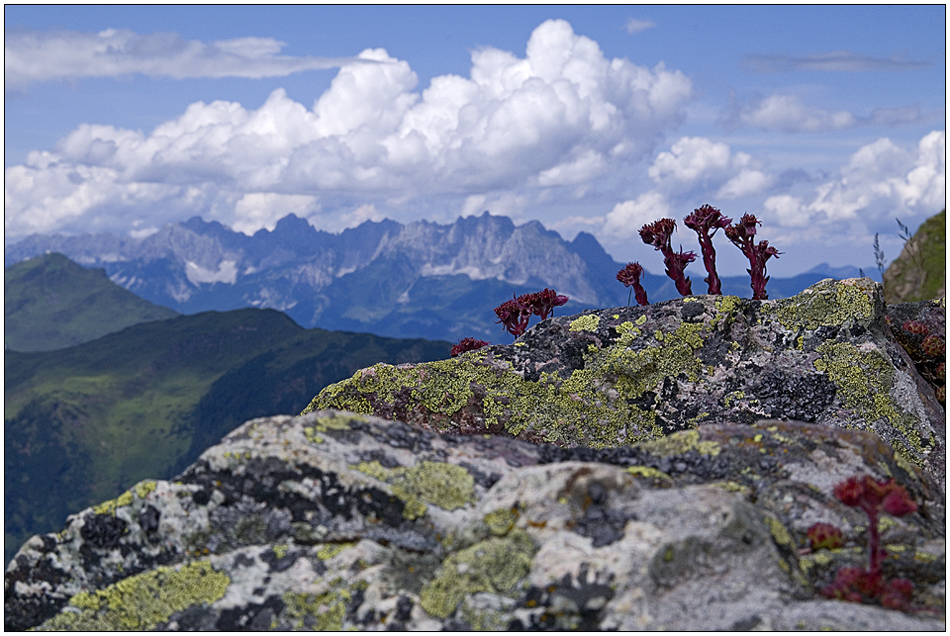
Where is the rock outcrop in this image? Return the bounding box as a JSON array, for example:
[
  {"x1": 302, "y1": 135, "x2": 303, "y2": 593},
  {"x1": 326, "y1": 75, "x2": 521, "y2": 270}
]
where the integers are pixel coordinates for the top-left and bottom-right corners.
[
  {"x1": 5, "y1": 411, "x2": 945, "y2": 630},
  {"x1": 307, "y1": 278, "x2": 945, "y2": 484},
  {"x1": 5, "y1": 278, "x2": 945, "y2": 630}
]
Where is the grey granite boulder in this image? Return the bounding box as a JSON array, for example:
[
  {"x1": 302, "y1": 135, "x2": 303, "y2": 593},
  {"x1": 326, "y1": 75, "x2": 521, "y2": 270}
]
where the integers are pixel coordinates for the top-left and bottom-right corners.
[
  {"x1": 306, "y1": 278, "x2": 945, "y2": 484},
  {"x1": 4, "y1": 411, "x2": 945, "y2": 630}
]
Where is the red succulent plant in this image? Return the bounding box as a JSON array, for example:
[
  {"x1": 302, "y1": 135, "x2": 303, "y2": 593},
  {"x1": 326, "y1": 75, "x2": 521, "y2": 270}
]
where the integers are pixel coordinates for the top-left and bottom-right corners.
[
  {"x1": 493, "y1": 289, "x2": 568, "y2": 338},
  {"x1": 820, "y1": 475, "x2": 919, "y2": 611},
  {"x1": 684, "y1": 204, "x2": 732, "y2": 295},
  {"x1": 639, "y1": 218, "x2": 696, "y2": 296},
  {"x1": 450, "y1": 338, "x2": 490, "y2": 357},
  {"x1": 724, "y1": 213, "x2": 782, "y2": 300},
  {"x1": 616, "y1": 262, "x2": 649, "y2": 306}
]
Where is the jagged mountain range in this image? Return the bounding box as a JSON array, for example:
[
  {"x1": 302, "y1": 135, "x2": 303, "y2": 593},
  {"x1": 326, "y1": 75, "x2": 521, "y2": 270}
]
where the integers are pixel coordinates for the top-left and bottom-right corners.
[{"x1": 5, "y1": 212, "x2": 873, "y2": 342}]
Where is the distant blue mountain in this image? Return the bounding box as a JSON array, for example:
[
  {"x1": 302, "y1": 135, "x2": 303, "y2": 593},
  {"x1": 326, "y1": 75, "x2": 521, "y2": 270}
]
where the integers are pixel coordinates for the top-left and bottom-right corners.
[{"x1": 4, "y1": 214, "x2": 879, "y2": 343}]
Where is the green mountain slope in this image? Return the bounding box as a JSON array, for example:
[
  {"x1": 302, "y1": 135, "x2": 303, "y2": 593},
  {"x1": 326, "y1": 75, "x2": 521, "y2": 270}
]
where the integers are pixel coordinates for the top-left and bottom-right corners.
[
  {"x1": 884, "y1": 209, "x2": 946, "y2": 303},
  {"x1": 5, "y1": 253, "x2": 180, "y2": 352},
  {"x1": 5, "y1": 308, "x2": 452, "y2": 564}
]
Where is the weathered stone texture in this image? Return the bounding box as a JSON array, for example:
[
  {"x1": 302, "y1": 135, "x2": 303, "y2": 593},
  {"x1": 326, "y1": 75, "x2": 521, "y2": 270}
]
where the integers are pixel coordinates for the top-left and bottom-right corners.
[{"x1": 5, "y1": 411, "x2": 945, "y2": 630}]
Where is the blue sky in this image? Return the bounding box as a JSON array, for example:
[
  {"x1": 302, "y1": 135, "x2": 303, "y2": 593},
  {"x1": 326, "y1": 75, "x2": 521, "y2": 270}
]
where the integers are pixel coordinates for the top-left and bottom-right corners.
[{"x1": 4, "y1": 5, "x2": 945, "y2": 277}]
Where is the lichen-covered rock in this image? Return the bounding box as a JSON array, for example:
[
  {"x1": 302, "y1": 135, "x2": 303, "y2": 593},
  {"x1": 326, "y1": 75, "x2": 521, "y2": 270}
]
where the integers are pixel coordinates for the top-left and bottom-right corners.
[
  {"x1": 5, "y1": 411, "x2": 945, "y2": 630},
  {"x1": 305, "y1": 278, "x2": 945, "y2": 484}
]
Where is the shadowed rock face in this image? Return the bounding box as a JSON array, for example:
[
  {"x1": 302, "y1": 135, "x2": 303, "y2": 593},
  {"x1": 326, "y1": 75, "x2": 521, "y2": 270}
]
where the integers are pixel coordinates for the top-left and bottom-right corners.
[
  {"x1": 5, "y1": 277, "x2": 945, "y2": 631},
  {"x1": 307, "y1": 278, "x2": 945, "y2": 485},
  {"x1": 4, "y1": 412, "x2": 945, "y2": 631}
]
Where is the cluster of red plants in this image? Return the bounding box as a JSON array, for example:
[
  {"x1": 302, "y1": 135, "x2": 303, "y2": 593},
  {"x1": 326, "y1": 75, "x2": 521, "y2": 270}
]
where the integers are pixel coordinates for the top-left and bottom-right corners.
[
  {"x1": 617, "y1": 204, "x2": 782, "y2": 304},
  {"x1": 494, "y1": 288, "x2": 569, "y2": 336},
  {"x1": 451, "y1": 288, "x2": 569, "y2": 355},
  {"x1": 807, "y1": 475, "x2": 919, "y2": 611},
  {"x1": 887, "y1": 318, "x2": 946, "y2": 405}
]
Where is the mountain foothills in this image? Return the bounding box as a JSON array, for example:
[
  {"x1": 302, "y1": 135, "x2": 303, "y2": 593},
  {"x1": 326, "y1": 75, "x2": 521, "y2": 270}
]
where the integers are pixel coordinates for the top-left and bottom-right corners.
[
  {"x1": 4, "y1": 253, "x2": 179, "y2": 352},
  {"x1": 4, "y1": 307, "x2": 451, "y2": 564},
  {"x1": 4, "y1": 212, "x2": 869, "y2": 344},
  {"x1": 884, "y1": 209, "x2": 946, "y2": 305}
]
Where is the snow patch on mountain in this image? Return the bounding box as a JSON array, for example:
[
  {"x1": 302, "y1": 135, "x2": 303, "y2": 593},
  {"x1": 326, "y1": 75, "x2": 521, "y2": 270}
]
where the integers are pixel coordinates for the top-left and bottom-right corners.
[{"x1": 185, "y1": 259, "x2": 238, "y2": 285}]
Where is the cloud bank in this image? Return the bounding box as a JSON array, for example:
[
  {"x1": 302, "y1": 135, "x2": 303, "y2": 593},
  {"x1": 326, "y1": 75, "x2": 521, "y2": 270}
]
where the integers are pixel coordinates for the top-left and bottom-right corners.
[
  {"x1": 720, "y1": 93, "x2": 938, "y2": 133},
  {"x1": 602, "y1": 130, "x2": 944, "y2": 258},
  {"x1": 741, "y1": 51, "x2": 930, "y2": 74},
  {"x1": 5, "y1": 19, "x2": 693, "y2": 238},
  {"x1": 4, "y1": 27, "x2": 369, "y2": 90}
]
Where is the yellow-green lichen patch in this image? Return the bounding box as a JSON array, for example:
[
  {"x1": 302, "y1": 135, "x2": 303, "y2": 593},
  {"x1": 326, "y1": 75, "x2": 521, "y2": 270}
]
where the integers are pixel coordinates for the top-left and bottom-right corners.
[
  {"x1": 798, "y1": 549, "x2": 835, "y2": 575},
  {"x1": 626, "y1": 465, "x2": 673, "y2": 483},
  {"x1": 569, "y1": 314, "x2": 600, "y2": 332},
  {"x1": 709, "y1": 481, "x2": 752, "y2": 496},
  {"x1": 308, "y1": 306, "x2": 718, "y2": 448},
  {"x1": 92, "y1": 480, "x2": 158, "y2": 516},
  {"x1": 813, "y1": 341, "x2": 929, "y2": 467},
  {"x1": 723, "y1": 391, "x2": 745, "y2": 408},
  {"x1": 283, "y1": 578, "x2": 367, "y2": 631},
  {"x1": 637, "y1": 429, "x2": 721, "y2": 458},
  {"x1": 420, "y1": 530, "x2": 536, "y2": 619},
  {"x1": 772, "y1": 280, "x2": 875, "y2": 331},
  {"x1": 316, "y1": 542, "x2": 357, "y2": 561},
  {"x1": 762, "y1": 515, "x2": 792, "y2": 547},
  {"x1": 761, "y1": 515, "x2": 808, "y2": 586},
  {"x1": 483, "y1": 507, "x2": 519, "y2": 536},
  {"x1": 302, "y1": 412, "x2": 357, "y2": 443},
  {"x1": 39, "y1": 560, "x2": 229, "y2": 631},
  {"x1": 351, "y1": 460, "x2": 476, "y2": 520}
]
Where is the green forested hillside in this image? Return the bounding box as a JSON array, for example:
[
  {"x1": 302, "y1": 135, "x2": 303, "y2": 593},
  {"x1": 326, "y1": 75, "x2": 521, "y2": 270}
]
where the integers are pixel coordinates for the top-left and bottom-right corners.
[
  {"x1": 5, "y1": 253, "x2": 179, "y2": 351},
  {"x1": 5, "y1": 308, "x2": 451, "y2": 564}
]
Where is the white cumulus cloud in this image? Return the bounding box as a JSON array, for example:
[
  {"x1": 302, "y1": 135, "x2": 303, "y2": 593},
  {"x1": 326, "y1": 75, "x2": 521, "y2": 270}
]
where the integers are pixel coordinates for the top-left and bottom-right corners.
[
  {"x1": 646, "y1": 136, "x2": 773, "y2": 199},
  {"x1": 602, "y1": 191, "x2": 673, "y2": 239},
  {"x1": 4, "y1": 19, "x2": 694, "y2": 241}
]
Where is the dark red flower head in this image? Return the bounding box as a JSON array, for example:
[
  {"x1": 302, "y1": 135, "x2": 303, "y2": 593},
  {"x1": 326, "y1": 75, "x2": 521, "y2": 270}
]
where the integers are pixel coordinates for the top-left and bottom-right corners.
[
  {"x1": 639, "y1": 218, "x2": 677, "y2": 250},
  {"x1": 684, "y1": 204, "x2": 732, "y2": 234},
  {"x1": 616, "y1": 262, "x2": 644, "y2": 287},
  {"x1": 525, "y1": 288, "x2": 569, "y2": 321},
  {"x1": 451, "y1": 338, "x2": 490, "y2": 357}
]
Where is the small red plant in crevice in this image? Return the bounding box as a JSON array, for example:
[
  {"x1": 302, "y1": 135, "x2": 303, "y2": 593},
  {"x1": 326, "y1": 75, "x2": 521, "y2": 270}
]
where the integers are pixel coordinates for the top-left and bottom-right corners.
[
  {"x1": 817, "y1": 475, "x2": 919, "y2": 611},
  {"x1": 806, "y1": 522, "x2": 844, "y2": 551},
  {"x1": 451, "y1": 338, "x2": 490, "y2": 357},
  {"x1": 493, "y1": 288, "x2": 569, "y2": 338},
  {"x1": 639, "y1": 218, "x2": 696, "y2": 296},
  {"x1": 616, "y1": 262, "x2": 649, "y2": 306}
]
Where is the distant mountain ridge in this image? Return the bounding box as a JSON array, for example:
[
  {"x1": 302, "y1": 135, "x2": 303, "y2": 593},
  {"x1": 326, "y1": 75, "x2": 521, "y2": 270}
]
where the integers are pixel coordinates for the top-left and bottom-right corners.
[{"x1": 5, "y1": 213, "x2": 876, "y2": 342}]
